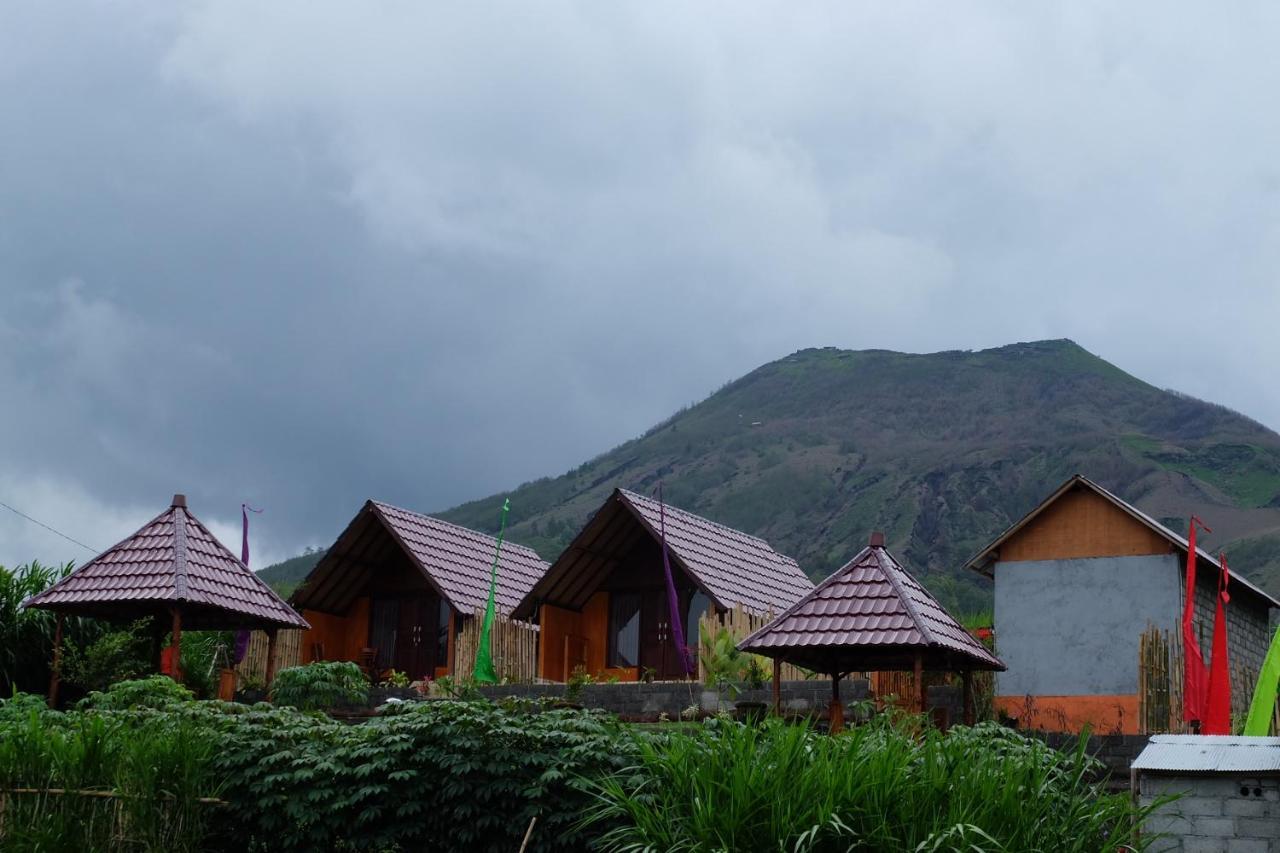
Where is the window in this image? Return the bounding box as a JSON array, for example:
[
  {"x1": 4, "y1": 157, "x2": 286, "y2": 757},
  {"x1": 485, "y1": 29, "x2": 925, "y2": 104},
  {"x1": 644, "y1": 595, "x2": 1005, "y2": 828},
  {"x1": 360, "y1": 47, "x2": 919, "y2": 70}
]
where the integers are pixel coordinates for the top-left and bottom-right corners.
[
  {"x1": 608, "y1": 592, "x2": 641, "y2": 667},
  {"x1": 436, "y1": 600, "x2": 452, "y2": 670}
]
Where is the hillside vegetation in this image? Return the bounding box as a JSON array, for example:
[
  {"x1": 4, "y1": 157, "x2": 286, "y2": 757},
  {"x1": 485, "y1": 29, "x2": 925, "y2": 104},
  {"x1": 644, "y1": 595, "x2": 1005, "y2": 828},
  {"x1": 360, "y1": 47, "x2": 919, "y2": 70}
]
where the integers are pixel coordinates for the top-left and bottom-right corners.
[{"x1": 261, "y1": 340, "x2": 1280, "y2": 611}]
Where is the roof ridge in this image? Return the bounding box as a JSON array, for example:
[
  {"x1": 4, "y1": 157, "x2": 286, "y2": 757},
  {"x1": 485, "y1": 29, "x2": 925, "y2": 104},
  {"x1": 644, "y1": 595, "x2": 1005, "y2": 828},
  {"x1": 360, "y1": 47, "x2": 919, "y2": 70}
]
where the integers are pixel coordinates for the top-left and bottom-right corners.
[
  {"x1": 172, "y1": 505, "x2": 190, "y2": 601},
  {"x1": 371, "y1": 499, "x2": 544, "y2": 560},
  {"x1": 873, "y1": 547, "x2": 937, "y2": 646},
  {"x1": 619, "y1": 488, "x2": 778, "y2": 551}
]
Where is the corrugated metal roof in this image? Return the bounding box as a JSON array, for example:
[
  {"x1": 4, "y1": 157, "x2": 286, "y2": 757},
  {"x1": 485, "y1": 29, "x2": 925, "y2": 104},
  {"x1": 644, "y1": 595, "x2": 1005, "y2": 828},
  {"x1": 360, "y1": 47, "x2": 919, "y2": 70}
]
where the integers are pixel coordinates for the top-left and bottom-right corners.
[
  {"x1": 964, "y1": 474, "x2": 1280, "y2": 610},
  {"x1": 510, "y1": 488, "x2": 813, "y2": 619},
  {"x1": 739, "y1": 539, "x2": 1005, "y2": 673},
  {"x1": 1133, "y1": 735, "x2": 1280, "y2": 772},
  {"x1": 24, "y1": 495, "x2": 308, "y2": 629}
]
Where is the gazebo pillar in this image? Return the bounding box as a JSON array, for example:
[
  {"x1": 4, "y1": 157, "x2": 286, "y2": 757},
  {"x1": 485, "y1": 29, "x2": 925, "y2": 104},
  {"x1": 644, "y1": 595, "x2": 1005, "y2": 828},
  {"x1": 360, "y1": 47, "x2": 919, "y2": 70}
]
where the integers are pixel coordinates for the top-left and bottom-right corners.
[
  {"x1": 265, "y1": 628, "x2": 280, "y2": 686},
  {"x1": 170, "y1": 607, "x2": 184, "y2": 683},
  {"x1": 962, "y1": 670, "x2": 975, "y2": 726},
  {"x1": 772, "y1": 657, "x2": 781, "y2": 717},
  {"x1": 47, "y1": 614, "x2": 64, "y2": 707},
  {"x1": 829, "y1": 672, "x2": 844, "y2": 734}
]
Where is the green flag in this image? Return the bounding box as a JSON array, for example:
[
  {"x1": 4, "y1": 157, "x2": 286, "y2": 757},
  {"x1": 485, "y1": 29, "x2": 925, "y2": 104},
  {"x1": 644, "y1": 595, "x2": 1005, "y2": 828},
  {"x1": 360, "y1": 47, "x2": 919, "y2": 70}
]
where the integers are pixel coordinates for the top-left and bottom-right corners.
[
  {"x1": 1244, "y1": 623, "x2": 1280, "y2": 735},
  {"x1": 472, "y1": 498, "x2": 510, "y2": 684}
]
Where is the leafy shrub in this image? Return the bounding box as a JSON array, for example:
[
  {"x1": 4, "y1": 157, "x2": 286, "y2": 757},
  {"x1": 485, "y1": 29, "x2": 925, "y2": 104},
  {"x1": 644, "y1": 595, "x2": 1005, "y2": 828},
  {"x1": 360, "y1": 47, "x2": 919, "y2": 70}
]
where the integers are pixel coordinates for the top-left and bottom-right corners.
[
  {"x1": 62, "y1": 619, "x2": 153, "y2": 692},
  {"x1": 78, "y1": 675, "x2": 194, "y2": 710},
  {"x1": 0, "y1": 561, "x2": 107, "y2": 697},
  {"x1": 585, "y1": 717, "x2": 1164, "y2": 852},
  {"x1": 269, "y1": 660, "x2": 368, "y2": 710},
  {"x1": 177, "y1": 630, "x2": 235, "y2": 699}
]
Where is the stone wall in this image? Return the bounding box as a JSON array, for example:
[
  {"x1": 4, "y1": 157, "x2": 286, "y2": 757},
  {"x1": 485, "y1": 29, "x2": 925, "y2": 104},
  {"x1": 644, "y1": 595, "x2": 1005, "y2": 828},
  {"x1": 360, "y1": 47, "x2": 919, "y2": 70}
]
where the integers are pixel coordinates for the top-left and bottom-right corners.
[
  {"x1": 1141, "y1": 773, "x2": 1280, "y2": 852},
  {"x1": 1030, "y1": 731, "x2": 1150, "y2": 790},
  {"x1": 478, "y1": 679, "x2": 873, "y2": 721}
]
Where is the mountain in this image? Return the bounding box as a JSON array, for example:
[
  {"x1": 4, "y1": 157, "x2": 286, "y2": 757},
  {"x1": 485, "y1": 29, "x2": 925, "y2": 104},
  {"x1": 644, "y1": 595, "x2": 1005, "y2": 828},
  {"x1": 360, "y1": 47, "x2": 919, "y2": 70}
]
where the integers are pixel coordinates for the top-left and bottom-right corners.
[
  {"x1": 260, "y1": 340, "x2": 1280, "y2": 612},
  {"x1": 256, "y1": 548, "x2": 325, "y2": 598}
]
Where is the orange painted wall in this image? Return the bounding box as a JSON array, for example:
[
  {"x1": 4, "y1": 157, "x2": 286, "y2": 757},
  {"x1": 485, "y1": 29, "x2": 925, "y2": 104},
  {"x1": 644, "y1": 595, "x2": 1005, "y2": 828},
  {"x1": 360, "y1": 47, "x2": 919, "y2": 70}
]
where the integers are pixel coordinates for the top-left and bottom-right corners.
[
  {"x1": 998, "y1": 488, "x2": 1171, "y2": 563},
  {"x1": 995, "y1": 694, "x2": 1141, "y2": 735},
  {"x1": 299, "y1": 597, "x2": 370, "y2": 663}
]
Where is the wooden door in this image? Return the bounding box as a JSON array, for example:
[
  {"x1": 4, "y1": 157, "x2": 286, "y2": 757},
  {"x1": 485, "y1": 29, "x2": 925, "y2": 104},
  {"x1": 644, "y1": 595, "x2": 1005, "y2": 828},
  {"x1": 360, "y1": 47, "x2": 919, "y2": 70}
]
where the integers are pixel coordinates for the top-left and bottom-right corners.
[
  {"x1": 393, "y1": 597, "x2": 439, "y2": 680},
  {"x1": 638, "y1": 590, "x2": 690, "y2": 680}
]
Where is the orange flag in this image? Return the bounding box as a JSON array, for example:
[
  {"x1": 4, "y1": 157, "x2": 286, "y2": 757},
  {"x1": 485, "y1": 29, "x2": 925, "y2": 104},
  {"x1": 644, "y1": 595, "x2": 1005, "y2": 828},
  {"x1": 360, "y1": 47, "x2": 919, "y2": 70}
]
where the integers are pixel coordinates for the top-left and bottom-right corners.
[
  {"x1": 1182, "y1": 517, "x2": 1210, "y2": 725},
  {"x1": 1202, "y1": 554, "x2": 1233, "y2": 735}
]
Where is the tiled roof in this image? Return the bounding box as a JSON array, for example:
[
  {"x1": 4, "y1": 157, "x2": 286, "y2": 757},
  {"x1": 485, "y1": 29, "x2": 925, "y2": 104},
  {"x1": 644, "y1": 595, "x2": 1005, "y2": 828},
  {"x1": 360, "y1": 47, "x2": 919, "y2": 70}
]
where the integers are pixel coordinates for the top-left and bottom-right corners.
[
  {"x1": 511, "y1": 488, "x2": 813, "y2": 619},
  {"x1": 370, "y1": 502, "x2": 548, "y2": 615},
  {"x1": 618, "y1": 490, "x2": 813, "y2": 615},
  {"x1": 24, "y1": 496, "x2": 308, "y2": 629},
  {"x1": 740, "y1": 541, "x2": 1004, "y2": 672}
]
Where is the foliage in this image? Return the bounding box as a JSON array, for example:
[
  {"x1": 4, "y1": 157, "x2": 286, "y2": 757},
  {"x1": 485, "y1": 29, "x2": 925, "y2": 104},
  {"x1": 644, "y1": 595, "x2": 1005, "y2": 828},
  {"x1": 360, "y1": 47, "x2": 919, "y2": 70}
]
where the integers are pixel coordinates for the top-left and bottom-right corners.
[
  {"x1": 78, "y1": 675, "x2": 194, "y2": 710},
  {"x1": 381, "y1": 668, "x2": 410, "y2": 688},
  {"x1": 0, "y1": 561, "x2": 107, "y2": 697},
  {"x1": 565, "y1": 664, "x2": 594, "y2": 703},
  {"x1": 0, "y1": 694, "x2": 223, "y2": 852},
  {"x1": 700, "y1": 627, "x2": 746, "y2": 699},
  {"x1": 585, "y1": 717, "x2": 1165, "y2": 852},
  {"x1": 269, "y1": 660, "x2": 369, "y2": 711},
  {"x1": 431, "y1": 674, "x2": 481, "y2": 700},
  {"x1": 62, "y1": 619, "x2": 153, "y2": 693},
  {"x1": 741, "y1": 655, "x2": 769, "y2": 691},
  {"x1": 177, "y1": 631, "x2": 235, "y2": 699}
]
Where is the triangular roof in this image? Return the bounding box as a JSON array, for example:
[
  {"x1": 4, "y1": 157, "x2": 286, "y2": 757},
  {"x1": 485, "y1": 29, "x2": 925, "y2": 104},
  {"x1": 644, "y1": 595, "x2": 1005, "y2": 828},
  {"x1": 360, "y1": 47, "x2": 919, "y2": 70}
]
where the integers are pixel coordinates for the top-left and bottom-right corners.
[
  {"x1": 739, "y1": 537, "x2": 1004, "y2": 674},
  {"x1": 964, "y1": 474, "x2": 1280, "y2": 609},
  {"x1": 292, "y1": 500, "x2": 549, "y2": 617},
  {"x1": 24, "y1": 495, "x2": 308, "y2": 630},
  {"x1": 512, "y1": 488, "x2": 814, "y2": 619}
]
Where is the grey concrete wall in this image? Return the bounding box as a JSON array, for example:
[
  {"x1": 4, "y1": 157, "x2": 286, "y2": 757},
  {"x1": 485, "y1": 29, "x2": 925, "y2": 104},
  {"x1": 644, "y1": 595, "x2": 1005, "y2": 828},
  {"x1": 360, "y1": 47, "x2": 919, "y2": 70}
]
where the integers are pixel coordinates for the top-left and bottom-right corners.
[
  {"x1": 1190, "y1": 566, "x2": 1271, "y2": 713},
  {"x1": 995, "y1": 554, "x2": 1181, "y2": 697},
  {"x1": 1140, "y1": 773, "x2": 1280, "y2": 852}
]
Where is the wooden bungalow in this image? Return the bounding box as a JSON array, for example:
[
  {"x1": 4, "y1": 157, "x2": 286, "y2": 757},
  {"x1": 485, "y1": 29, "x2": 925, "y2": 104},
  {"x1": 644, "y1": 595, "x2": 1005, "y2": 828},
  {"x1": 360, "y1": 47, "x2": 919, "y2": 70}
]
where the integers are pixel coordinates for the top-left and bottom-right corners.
[
  {"x1": 965, "y1": 474, "x2": 1280, "y2": 734},
  {"x1": 290, "y1": 500, "x2": 549, "y2": 681},
  {"x1": 510, "y1": 488, "x2": 814, "y2": 682}
]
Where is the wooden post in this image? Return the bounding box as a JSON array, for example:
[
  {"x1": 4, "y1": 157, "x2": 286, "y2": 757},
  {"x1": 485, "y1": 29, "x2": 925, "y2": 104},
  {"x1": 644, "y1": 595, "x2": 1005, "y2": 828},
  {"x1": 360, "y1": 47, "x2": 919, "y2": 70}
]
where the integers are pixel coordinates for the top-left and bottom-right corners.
[
  {"x1": 170, "y1": 608, "x2": 184, "y2": 684},
  {"x1": 772, "y1": 657, "x2": 782, "y2": 717},
  {"x1": 446, "y1": 608, "x2": 457, "y2": 675},
  {"x1": 829, "y1": 673, "x2": 844, "y2": 734},
  {"x1": 47, "y1": 614, "x2": 64, "y2": 708},
  {"x1": 913, "y1": 652, "x2": 923, "y2": 715},
  {"x1": 265, "y1": 628, "x2": 280, "y2": 686},
  {"x1": 962, "y1": 670, "x2": 974, "y2": 726}
]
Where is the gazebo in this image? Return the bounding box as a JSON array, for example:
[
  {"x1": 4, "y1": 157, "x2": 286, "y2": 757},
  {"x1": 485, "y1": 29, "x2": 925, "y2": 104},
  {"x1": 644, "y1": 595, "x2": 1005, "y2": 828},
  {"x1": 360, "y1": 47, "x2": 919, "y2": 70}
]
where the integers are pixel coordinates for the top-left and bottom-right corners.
[
  {"x1": 24, "y1": 494, "x2": 308, "y2": 703},
  {"x1": 739, "y1": 532, "x2": 1004, "y2": 731}
]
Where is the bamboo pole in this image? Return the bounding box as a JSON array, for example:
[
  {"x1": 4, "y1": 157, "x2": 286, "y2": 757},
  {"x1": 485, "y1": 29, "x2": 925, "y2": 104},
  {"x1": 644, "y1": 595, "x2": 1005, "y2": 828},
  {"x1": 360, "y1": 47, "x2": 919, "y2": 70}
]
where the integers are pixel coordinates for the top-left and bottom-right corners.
[
  {"x1": 47, "y1": 614, "x2": 64, "y2": 708},
  {"x1": 264, "y1": 628, "x2": 279, "y2": 686}
]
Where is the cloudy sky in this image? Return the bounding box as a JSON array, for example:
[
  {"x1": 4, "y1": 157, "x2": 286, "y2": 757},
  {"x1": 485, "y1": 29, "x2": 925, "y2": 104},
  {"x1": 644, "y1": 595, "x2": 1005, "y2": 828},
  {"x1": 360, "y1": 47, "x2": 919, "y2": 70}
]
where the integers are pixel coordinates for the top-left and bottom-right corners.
[{"x1": 3, "y1": 2, "x2": 1280, "y2": 568}]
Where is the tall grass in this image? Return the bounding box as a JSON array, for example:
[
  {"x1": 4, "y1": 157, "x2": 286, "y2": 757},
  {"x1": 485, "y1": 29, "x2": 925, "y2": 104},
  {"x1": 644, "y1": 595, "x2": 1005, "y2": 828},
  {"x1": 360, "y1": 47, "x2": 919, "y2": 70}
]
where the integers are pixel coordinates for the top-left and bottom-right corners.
[
  {"x1": 0, "y1": 694, "x2": 223, "y2": 852},
  {"x1": 0, "y1": 561, "x2": 90, "y2": 696},
  {"x1": 586, "y1": 717, "x2": 1163, "y2": 852}
]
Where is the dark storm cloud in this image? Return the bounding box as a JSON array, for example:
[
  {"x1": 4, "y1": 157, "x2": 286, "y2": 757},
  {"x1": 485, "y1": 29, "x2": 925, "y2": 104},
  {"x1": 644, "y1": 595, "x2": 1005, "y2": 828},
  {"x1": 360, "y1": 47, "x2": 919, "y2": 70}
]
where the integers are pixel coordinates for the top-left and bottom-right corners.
[{"x1": 3, "y1": 1, "x2": 1280, "y2": 565}]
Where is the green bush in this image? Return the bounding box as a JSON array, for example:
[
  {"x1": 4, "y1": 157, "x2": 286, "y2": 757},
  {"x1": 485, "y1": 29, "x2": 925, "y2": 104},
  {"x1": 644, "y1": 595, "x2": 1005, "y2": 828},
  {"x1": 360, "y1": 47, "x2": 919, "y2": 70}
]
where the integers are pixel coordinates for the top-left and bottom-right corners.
[
  {"x1": 78, "y1": 675, "x2": 194, "y2": 710},
  {"x1": 62, "y1": 619, "x2": 153, "y2": 693},
  {"x1": 0, "y1": 561, "x2": 107, "y2": 697},
  {"x1": 585, "y1": 717, "x2": 1164, "y2": 852},
  {"x1": 269, "y1": 660, "x2": 369, "y2": 711}
]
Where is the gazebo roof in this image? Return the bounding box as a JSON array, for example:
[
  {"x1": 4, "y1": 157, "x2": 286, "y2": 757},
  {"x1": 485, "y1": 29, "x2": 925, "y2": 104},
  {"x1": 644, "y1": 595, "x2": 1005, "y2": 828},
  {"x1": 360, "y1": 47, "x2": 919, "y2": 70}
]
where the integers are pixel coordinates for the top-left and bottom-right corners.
[
  {"x1": 24, "y1": 494, "x2": 308, "y2": 631},
  {"x1": 739, "y1": 534, "x2": 1004, "y2": 674}
]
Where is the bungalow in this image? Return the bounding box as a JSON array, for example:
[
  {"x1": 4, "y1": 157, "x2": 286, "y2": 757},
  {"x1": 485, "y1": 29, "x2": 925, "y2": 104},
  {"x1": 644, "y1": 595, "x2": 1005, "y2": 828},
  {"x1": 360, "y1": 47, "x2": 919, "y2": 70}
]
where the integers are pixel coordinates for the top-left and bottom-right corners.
[
  {"x1": 510, "y1": 488, "x2": 814, "y2": 682},
  {"x1": 290, "y1": 500, "x2": 549, "y2": 680},
  {"x1": 965, "y1": 475, "x2": 1279, "y2": 734}
]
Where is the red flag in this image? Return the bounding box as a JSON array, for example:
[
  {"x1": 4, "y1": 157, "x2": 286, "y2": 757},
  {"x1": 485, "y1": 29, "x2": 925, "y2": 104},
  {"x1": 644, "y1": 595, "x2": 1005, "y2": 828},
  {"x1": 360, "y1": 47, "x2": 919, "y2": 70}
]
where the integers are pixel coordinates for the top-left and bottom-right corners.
[
  {"x1": 1203, "y1": 554, "x2": 1233, "y2": 734},
  {"x1": 1182, "y1": 517, "x2": 1210, "y2": 725}
]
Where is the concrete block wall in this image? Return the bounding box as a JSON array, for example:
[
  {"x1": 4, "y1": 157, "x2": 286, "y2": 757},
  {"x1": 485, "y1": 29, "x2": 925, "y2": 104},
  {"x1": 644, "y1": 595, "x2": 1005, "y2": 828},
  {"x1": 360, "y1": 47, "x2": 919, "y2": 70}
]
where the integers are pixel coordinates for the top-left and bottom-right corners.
[
  {"x1": 1191, "y1": 570, "x2": 1270, "y2": 712},
  {"x1": 1141, "y1": 774, "x2": 1280, "y2": 852}
]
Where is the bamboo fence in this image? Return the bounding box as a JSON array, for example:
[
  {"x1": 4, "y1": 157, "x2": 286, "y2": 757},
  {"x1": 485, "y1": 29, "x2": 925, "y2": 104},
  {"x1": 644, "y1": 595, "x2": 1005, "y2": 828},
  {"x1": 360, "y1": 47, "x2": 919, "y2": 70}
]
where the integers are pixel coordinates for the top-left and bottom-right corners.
[
  {"x1": 697, "y1": 604, "x2": 812, "y2": 682},
  {"x1": 1138, "y1": 623, "x2": 1269, "y2": 734},
  {"x1": 234, "y1": 629, "x2": 303, "y2": 687},
  {"x1": 453, "y1": 611, "x2": 539, "y2": 683}
]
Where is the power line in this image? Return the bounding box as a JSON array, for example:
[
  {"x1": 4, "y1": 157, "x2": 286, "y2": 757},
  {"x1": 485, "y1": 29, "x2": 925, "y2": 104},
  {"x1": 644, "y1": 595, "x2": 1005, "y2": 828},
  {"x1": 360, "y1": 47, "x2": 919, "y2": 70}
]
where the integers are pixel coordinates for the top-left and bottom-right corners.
[{"x1": 0, "y1": 499, "x2": 99, "y2": 554}]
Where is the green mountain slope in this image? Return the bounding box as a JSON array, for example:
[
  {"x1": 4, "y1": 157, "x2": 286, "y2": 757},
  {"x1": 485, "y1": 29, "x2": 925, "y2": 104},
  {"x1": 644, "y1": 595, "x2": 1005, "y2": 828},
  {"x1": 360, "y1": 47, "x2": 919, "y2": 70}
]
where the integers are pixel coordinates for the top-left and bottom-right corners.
[
  {"x1": 256, "y1": 548, "x2": 325, "y2": 598},
  {"x1": 260, "y1": 340, "x2": 1280, "y2": 612},
  {"x1": 436, "y1": 340, "x2": 1280, "y2": 612}
]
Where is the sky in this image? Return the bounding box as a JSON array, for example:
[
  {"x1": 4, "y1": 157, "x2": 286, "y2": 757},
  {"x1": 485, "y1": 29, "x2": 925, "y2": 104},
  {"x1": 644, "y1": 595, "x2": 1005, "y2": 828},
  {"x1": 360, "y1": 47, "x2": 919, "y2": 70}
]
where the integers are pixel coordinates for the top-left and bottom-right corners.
[{"x1": 3, "y1": 2, "x2": 1280, "y2": 569}]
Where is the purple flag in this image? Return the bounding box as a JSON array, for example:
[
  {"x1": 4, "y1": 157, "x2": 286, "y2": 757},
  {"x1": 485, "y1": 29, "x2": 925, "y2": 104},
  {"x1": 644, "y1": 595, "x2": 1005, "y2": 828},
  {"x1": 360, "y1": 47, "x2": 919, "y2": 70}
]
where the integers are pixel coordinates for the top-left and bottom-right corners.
[
  {"x1": 234, "y1": 503, "x2": 263, "y2": 665},
  {"x1": 657, "y1": 484, "x2": 693, "y2": 675}
]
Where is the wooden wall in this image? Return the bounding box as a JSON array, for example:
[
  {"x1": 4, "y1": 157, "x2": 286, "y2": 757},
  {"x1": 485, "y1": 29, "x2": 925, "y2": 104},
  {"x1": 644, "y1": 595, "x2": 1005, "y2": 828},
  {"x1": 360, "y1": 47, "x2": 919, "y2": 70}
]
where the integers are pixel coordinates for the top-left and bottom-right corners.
[
  {"x1": 299, "y1": 597, "x2": 370, "y2": 663},
  {"x1": 998, "y1": 488, "x2": 1172, "y2": 563},
  {"x1": 538, "y1": 592, "x2": 615, "y2": 681}
]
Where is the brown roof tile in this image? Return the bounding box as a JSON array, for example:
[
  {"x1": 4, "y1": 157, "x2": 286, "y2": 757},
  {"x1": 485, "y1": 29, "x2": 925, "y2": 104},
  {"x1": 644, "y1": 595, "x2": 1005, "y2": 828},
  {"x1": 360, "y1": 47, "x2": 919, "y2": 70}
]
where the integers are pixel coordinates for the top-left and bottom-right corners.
[
  {"x1": 24, "y1": 495, "x2": 308, "y2": 629},
  {"x1": 740, "y1": 541, "x2": 1003, "y2": 673}
]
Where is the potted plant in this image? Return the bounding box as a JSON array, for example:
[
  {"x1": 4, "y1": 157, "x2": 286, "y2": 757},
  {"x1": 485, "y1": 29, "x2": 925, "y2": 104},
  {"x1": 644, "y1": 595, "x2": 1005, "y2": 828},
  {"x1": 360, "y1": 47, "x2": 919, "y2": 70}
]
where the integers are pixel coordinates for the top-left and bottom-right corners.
[
  {"x1": 370, "y1": 669, "x2": 417, "y2": 705},
  {"x1": 234, "y1": 671, "x2": 268, "y2": 704},
  {"x1": 558, "y1": 665, "x2": 593, "y2": 709},
  {"x1": 699, "y1": 628, "x2": 743, "y2": 714},
  {"x1": 734, "y1": 656, "x2": 770, "y2": 724}
]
